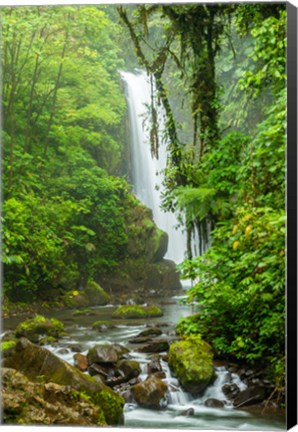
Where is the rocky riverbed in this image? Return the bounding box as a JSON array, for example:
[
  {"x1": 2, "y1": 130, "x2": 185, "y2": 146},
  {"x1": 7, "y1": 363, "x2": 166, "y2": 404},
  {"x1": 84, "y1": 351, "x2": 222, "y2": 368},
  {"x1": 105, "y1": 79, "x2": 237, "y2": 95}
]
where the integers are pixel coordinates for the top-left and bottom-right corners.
[{"x1": 1, "y1": 295, "x2": 285, "y2": 429}]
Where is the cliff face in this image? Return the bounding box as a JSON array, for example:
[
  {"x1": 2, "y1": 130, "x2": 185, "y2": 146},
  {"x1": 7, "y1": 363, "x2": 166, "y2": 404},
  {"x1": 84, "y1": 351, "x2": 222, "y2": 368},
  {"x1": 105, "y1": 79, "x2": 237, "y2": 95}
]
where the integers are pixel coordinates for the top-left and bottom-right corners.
[{"x1": 97, "y1": 202, "x2": 182, "y2": 299}]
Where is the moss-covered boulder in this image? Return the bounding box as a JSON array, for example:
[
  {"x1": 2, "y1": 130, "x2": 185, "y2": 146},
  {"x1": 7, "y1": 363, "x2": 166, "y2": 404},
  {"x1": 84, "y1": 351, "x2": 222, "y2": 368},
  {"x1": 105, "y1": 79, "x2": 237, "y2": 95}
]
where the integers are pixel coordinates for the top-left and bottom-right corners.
[
  {"x1": 63, "y1": 290, "x2": 90, "y2": 309},
  {"x1": 168, "y1": 335, "x2": 214, "y2": 396},
  {"x1": 1, "y1": 340, "x2": 17, "y2": 356},
  {"x1": 92, "y1": 320, "x2": 115, "y2": 332},
  {"x1": 14, "y1": 315, "x2": 64, "y2": 344},
  {"x1": 131, "y1": 376, "x2": 168, "y2": 409},
  {"x1": 2, "y1": 367, "x2": 106, "y2": 426},
  {"x1": 85, "y1": 280, "x2": 110, "y2": 306},
  {"x1": 3, "y1": 338, "x2": 124, "y2": 425},
  {"x1": 112, "y1": 305, "x2": 163, "y2": 319},
  {"x1": 73, "y1": 308, "x2": 95, "y2": 317}
]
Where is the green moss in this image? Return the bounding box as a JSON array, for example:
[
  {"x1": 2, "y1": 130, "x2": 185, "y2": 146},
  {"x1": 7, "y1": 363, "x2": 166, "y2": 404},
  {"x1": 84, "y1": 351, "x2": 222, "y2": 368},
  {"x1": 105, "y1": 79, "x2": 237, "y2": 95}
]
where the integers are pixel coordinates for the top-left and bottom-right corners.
[
  {"x1": 73, "y1": 308, "x2": 94, "y2": 316},
  {"x1": 1, "y1": 340, "x2": 17, "y2": 352},
  {"x1": 93, "y1": 389, "x2": 124, "y2": 425},
  {"x1": 39, "y1": 336, "x2": 57, "y2": 346},
  {"x1": 112, "y1": 304, "x2": 163, "y2": 319},
  {"x1": 15, "y1": 315, "x2": 65, "y2": 343},
  {"x1": 85, "y1": 280, "x2": 110, "y2": 306},
  {"x1": 92, "y1": 320, "x2": 113, "y2": 329},
  {"x1": 168, "y1": 335, "x2": 214, "y2": 395},
  {"x1": 63, "y1": 291, "x2": 90, "y2": 309}
]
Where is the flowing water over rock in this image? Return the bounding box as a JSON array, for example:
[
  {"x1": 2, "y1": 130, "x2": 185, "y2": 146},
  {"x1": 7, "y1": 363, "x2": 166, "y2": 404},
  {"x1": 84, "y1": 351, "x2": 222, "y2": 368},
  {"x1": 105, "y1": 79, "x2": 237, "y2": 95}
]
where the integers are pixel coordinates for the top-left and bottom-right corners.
[
  {"x1": 3, "y1": 298, "x2": 285, "y2": 430},
  {"x1": 122, "y1": 70, "x2": 187, "y2": 264}
]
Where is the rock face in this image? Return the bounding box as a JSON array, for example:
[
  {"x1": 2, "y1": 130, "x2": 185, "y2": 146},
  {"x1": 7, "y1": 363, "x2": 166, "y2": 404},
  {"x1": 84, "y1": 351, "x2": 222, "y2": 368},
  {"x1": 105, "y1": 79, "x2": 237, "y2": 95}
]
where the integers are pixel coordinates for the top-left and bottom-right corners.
[
  {"x1": 2, "y1": 367, "x2": 106, "y2": 426},
  {"x1": 168, "y1": 335, "x2": 214, "y2": 396},
  {"x1": 131, "y1": 376, "x2": 168, "y2": 409},
  {"x1": 112, "y1": 305, "x2": 163, "y2": 319},
  {"x1": 3, "y1": 338, "x2": 124, "y2": 425},
  {"x1": 98, "y1": 204, "x2": 182, "y2": 298}
]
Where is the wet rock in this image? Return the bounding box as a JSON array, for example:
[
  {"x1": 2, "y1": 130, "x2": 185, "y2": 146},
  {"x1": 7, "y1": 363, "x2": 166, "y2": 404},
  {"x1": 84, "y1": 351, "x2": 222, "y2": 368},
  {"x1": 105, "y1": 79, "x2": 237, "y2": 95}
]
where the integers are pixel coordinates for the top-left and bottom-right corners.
[
  {"x1": 138, "y1": 327, "x2": 162, "y2": 337},
  {"x1": 137, "y1": 339, "x2": 169, "y2": 353},
  {"x1": 204, "y1": 398, "x2": 225, "y2": 408},
  {"x1": 168, "y1": 336, "x2": 214, "y2": 396},
  {"x1": 88, "y1": 363, "x2": 114, "y2": 380},
  {"x1": 129, "y1": 336, "x2": 154, "y2": 344},
  {"x1": 106, "y1": 376, "x2": 126, "y2": 388},
  {"x1": 131, "y1": 376, "x2": 168, "y2": 409},
  {"x1": 73, "y1": 353, "x2": 88, "y2": 372},
  {"x1": 180, "y1": 407, "x2": 194, "y2": 416},
  {"x1": 152, "y1": 371, "x2": 166, "y2": 379},
  {"x1": 87, "y1": 343, "x2": 129, "y2": 364},
  {"x1": 147, "y1": 356, "x2": 162, "y2": 375},
  {"x1": 70, "y1": 344, "x2": 83, "y2": 353},
  {"x1": 57, "y1": 348, "x2": 69, "y2": 355},
  {"x1": 222, "y1": 383, "x2": 240, "y2": 400},
  {"x1": 115, "y1": 359, "x2": 141, "y2": 381},
  {"x1": 233, "y1": 385, "x2": 266, "y2": 408}
]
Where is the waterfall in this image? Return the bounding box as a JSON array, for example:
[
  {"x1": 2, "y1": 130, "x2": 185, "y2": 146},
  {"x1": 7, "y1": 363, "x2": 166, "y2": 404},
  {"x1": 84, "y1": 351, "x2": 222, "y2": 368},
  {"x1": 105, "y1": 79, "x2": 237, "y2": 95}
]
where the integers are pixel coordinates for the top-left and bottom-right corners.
[{"x1": 121, "y1": 70, "x2": 187, "y2": 264}]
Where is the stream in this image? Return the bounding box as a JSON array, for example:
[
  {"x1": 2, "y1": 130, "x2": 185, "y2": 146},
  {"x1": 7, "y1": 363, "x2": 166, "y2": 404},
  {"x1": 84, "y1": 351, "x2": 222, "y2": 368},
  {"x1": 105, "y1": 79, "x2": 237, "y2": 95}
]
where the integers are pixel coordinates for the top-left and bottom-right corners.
[{"x1": 3, "y1": 295, "x2": 285, "y2": 431}]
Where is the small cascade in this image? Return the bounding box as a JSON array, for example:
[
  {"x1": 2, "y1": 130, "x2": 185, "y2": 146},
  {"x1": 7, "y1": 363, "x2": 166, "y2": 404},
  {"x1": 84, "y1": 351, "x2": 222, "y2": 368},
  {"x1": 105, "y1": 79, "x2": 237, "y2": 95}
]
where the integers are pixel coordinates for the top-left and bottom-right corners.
[{"x1": 121, "y1": 70, "x2": 188, "y2": 264}]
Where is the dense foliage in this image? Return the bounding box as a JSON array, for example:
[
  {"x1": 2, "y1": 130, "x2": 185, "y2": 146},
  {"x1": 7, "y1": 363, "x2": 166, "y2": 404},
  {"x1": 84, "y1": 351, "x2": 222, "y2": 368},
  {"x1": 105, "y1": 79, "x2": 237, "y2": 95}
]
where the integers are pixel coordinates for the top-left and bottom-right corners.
[
  {"x1": 2, "y1": 6, "x2": 134, "y2": 301},
  {"x1": 2, "y1": 3, "x2": 286, "y2": 404},
  {"x1": 119, "y1": 3, "x2": 286, "y2": 400}
]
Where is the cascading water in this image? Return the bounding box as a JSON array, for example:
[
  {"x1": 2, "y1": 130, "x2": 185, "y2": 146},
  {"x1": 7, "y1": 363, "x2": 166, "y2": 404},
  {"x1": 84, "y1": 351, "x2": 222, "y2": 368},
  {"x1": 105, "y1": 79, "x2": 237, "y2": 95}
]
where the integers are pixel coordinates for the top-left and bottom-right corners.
[{"x1": 121, "y1": 70, "x2": 187, "y2": 264}]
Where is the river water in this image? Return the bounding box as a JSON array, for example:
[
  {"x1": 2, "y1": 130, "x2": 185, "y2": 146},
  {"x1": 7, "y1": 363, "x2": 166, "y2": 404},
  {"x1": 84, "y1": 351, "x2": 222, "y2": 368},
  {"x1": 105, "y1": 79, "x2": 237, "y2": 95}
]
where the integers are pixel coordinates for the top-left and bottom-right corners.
[{"x1": 3, "y1": 296, "x2": 285, "y2": 431}]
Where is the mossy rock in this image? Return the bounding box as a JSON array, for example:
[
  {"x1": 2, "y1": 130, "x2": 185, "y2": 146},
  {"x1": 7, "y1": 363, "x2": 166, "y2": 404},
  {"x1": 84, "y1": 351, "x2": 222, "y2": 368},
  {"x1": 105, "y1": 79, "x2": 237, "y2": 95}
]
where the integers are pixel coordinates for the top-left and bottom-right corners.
[
  {"x1": 1, "y1": 340, "x2": 17, "y2": 354},
  {"x1": 3, "y1": 338, "x2": 124, "y2": 425},
  {"x1": 63, "y1": 291, "x2": 90, "y2": 309},
  {"x1": 168, "y1": 335, "x2": 214, "y2": 396},
  {"x1": 2, "y1": 367, "x2": 106, "y2": 426},
  {"x1": 92, "y1": 320, "x2": 115, "y2": 331},
  {"x1": 73, "y1": 308, "x2": 95, "y2": 317},
  {"x1": 15, "y1": 315, "x2": 65, "y2": 343},
  {"x1": 93, "y1": 389, "x2": 124, "y2": 425},
  {"x1": 112, "y1": 305, "x2": 163, "y2": 319},
  {"x1": 85, "y1": 281, "x2": 110, "y2": 306}
]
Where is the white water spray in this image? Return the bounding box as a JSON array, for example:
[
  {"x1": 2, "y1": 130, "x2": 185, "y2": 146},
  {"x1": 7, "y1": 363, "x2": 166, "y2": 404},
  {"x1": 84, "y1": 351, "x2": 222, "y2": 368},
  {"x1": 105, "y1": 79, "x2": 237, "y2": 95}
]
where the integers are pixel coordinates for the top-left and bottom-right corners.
[{"x1": 121, "y1": 70, "x2": 187, "y2": 264}]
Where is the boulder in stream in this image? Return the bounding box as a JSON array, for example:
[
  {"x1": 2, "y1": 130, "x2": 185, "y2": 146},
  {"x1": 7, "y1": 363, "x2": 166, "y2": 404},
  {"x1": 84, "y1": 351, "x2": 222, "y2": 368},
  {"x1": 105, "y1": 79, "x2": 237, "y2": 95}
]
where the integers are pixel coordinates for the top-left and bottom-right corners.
[
  {"x1": 204, "y1": 398, "x2": 225, "y2": 408},
  {"x1": 112, "y1": 304, "x2": 163, "y2": 319},
  {"x1": 14, "y1": 315, "x2": 65, "y2": 344},
  {"x1": 3, "y1": 337, "x2": 124, "y2": 425},
  {"x1": 168, "y1": 335, "x2": 215, "y2": 396},
  {"x1": 131, "y1": 376, "x2": 168, "y2": 409},
  {"x1": 115, "y1": 359, "x2": 141, "y2": 381},
  {"x1": 87, "y1": 343, "x2": 129, "y2": 364}
]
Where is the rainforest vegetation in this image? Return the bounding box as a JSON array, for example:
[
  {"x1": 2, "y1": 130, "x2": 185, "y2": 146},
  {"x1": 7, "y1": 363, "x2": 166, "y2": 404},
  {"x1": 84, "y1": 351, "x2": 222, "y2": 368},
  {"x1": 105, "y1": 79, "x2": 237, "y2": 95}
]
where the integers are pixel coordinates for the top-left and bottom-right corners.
[{"x1": 2, "y1": 2, "x2": 286, "y2": 404}]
